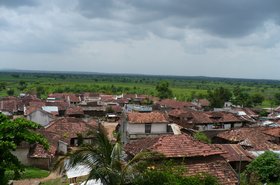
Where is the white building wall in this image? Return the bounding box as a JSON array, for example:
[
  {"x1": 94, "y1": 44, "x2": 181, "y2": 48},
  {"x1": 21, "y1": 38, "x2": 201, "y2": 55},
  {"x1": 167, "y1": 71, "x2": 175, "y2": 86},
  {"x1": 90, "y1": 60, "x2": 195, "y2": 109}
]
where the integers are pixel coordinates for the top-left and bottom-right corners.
[
  {"x1": 27, "y1": 110, "x2": 54, "y2": 127},
  {"x1": 11, "y1": 148, "x2": 29, "y2": 166},
  {"x1": 127, "y1": 123, "x2": 167, "y2": 134},
  {"x1": 58, "y1": 141, "x2": 68, "y2": 154}
]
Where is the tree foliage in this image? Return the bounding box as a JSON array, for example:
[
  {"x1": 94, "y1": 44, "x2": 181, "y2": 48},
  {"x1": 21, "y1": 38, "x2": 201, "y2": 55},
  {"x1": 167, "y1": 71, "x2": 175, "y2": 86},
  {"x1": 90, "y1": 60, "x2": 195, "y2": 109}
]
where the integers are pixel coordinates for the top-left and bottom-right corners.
[
  {"x1": 207, "y1": 87, "x2": 232, "y2": 108},
  {"x1": 274, "y1": 92, "x2": 280, "y2": 106},
  {"x1": 132, "y1": 160, "x2": 219, "y2": 185},
  {"x1": 156, "y1": 81, "x2": 173, "y2": 99},
  {"x1": 193, "y1": 132, "x2": 211, "y2": 144},
  {"x1": 55, "y1": 128, "x2": 156, "y2": 185},
  {"x1": 18, "y1": 81, "x2": 27, "y2": 91},
  {"x1": 6, "y1": 89, "x2": 14, "y2": 96},
  {"x1": 245, "y1": 151, "x2": 280, "y2": 183},
  {"x1": 0, "y1": 114, "x2": 49, "y2": 184}
]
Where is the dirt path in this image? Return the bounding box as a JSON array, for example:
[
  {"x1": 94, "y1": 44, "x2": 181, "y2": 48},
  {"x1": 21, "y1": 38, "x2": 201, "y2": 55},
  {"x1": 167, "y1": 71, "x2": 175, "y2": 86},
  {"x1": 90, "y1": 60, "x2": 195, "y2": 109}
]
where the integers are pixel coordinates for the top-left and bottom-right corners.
[{"x1": 101, "y1": 121, "x2": 118, "y2": 141}]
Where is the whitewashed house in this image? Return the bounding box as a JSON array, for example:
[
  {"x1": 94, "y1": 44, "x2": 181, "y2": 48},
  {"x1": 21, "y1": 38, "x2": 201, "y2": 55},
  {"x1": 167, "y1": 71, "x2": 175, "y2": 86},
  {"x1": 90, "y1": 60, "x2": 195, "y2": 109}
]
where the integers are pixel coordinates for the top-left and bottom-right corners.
[
  {"x1": 122, "y1": 112, "x2": 172, "y2": 142},
  {"x1": 26, "y1": 109, "x2": 55, "y2": 127}
]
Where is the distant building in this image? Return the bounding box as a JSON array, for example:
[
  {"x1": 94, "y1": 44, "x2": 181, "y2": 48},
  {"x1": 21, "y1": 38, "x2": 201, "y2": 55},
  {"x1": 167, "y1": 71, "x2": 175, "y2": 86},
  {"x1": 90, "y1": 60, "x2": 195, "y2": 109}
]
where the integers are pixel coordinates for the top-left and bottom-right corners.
[{"x1": 26, "y1": 109, "x2": 55, "y2": 127}]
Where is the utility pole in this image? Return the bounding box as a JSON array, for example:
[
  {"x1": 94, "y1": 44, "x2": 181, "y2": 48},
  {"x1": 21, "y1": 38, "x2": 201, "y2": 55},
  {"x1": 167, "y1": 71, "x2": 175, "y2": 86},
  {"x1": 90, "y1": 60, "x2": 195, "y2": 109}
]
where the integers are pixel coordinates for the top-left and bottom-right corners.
[{"x1": 238, "y1": 154, "x2": 243, "y2": 185}]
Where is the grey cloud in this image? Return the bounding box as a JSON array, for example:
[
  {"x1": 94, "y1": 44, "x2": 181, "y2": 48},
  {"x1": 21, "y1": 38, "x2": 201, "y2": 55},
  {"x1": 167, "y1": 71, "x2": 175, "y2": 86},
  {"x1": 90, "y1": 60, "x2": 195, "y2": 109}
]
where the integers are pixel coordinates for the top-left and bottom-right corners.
[
  {"x1": 76, "y1": 0, "x2": 280, "y2": 38},
  {"x1": 0, "y1": 0, "x2": 37, "y2": 7}
]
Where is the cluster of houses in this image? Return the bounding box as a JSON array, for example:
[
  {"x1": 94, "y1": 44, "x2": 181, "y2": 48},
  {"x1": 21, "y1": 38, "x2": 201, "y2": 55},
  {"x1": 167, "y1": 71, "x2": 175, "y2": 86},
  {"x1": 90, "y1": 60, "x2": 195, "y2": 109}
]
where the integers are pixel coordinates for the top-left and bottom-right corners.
[{"x1": 1, "y1": 92, "x2": 280, "y2": 184}]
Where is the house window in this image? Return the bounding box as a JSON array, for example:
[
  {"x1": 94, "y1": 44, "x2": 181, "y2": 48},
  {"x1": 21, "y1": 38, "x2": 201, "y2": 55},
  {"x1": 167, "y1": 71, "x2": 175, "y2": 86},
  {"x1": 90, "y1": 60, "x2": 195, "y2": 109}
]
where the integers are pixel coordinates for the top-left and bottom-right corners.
[
  {"x1": 145, "y1": 124, "x2": 151, "y2": 133},
  {"x1": 212, "y1": 123, "x2": 224, "y2": 129},
  {"x1": 167, "y1": 124, "x2": 172, "y2": 133}
]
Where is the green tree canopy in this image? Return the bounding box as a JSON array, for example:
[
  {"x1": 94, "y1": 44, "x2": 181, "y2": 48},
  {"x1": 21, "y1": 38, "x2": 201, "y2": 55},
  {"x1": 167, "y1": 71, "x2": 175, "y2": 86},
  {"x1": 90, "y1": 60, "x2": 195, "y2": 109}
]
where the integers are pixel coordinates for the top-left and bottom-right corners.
[
  {"x1": 132, "y1": 164, "x2": 219, "y2": 185},
  {"x1": 245, "y1": 151, "x2": 280, "y2": 183},
  {"x1": 274, "y1": 92, "x2": 280, "y2": 106},
  {"x1": 207, "y1": 87, "x2": 232, "y2": 108},
  {"x1": 194, "y1": 132, "x2": 211, "y2": 144},
  {"x1": 156, "y1": 81, "x2": 173, "y2": 99},
  {"x1": 6, "y1": 89, "x2": 14, "y2": 96},
  {"x1": 250, "y1": 93, "x2": 264, "y2": 107},
  {"x1": 0, "y1": 114, "x2": 49, "y2": 184}
]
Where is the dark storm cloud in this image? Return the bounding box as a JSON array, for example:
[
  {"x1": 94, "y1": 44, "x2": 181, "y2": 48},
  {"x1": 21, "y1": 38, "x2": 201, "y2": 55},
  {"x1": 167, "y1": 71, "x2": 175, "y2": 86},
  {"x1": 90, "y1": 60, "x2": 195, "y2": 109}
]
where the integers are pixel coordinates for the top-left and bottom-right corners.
[
  {"x1": 77, "y1": 0, "x2": 280, "y2": 38},
  {"x1": 0, "y1": 0, "x2": 37, "y2": 7}
]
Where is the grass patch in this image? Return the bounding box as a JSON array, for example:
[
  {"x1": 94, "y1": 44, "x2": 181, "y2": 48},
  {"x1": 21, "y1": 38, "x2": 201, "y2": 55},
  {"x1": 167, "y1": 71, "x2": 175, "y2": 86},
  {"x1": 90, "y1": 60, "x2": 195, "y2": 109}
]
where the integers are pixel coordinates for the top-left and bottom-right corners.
[{"x1": 5, "y1": 166, "x2": 50, "y2": 180}]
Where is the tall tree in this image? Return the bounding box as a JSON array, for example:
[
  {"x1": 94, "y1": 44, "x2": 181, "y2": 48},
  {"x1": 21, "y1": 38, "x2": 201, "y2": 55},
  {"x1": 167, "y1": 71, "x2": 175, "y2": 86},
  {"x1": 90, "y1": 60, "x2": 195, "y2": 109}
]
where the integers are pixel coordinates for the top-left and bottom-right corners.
[
  {"x1": 0, "y1": 114, "x2": 48, "y2": 184},
  {"x1": 207, "y1": 87, "x2": 231, "y2": 108},
  {"x1": 155, "y1": 81, "x2": 173, "y2": 99},
  {"x1": 250, "y1": 93, "x2": 264, "y2": 107}
]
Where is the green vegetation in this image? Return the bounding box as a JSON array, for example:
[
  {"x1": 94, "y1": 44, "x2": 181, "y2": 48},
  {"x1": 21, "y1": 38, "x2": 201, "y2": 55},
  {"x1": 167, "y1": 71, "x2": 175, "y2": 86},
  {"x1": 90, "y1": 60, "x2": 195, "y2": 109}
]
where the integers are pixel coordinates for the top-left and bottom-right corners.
[
  {"x1": 156, "y1": 81, "x2": 173, "y2": 99},
  {"x1": 54, "y1": 128, "x2": 218, "y2": 185},
  {"x1": 193, "y1": 132, "x2": 211, "y2": 143},
  {"x1": 5, "y1": 166, "x2": 49, "y2": 181},
  {"x1": 0, "y1": 71, "x2": 280, "y2": 107},
  {"x1": 0, "y1": 113, "x2": 49, "y2": 184},
  {"x1": 133, "y1": 159, "x2": 218, "y2": 185},
  {"x1": 133, "y1": 169, "x2": 219, "y2": 185},
  {"x1": 207, "y1": 87, "x2": 232, "y2": 108},
  {"x1": 243, "y1": 151, "x2": 280, "y2": 184},
  {"x1": 55, "y1": 128, "x2": 143, "y2": 185}
]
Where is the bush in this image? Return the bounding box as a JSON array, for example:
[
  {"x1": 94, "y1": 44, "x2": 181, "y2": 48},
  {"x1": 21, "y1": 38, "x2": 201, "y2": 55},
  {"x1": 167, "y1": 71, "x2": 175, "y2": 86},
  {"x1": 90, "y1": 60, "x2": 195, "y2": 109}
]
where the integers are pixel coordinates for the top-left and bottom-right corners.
[
  {"x1": 194, "y1": 132, "x2": 211, "y2": 143},
  {"x1": 245, "y1": 151, "x2": 280, "y2": 183}
]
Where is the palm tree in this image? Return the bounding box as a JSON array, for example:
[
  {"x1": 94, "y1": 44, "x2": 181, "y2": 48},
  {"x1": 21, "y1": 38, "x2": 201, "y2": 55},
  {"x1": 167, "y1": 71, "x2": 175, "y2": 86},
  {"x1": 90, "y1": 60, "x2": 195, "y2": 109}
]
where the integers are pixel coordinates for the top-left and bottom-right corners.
[{"x1": 55, "y1": 128, "x2": 153, "y2": 185}]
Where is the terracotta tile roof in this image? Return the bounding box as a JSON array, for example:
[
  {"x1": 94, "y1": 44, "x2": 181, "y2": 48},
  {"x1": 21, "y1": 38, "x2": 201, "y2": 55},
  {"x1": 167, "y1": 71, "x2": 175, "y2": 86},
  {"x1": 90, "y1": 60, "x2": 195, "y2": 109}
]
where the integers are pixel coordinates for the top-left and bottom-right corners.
[
  {"x1": 0, "y1": 99, "x2": 20, "y2": 113},
  {"x1": 30, "y1": 119, "x2": 97, "y2": 158},
  {"x1": 205, "y1": 112, "x2": 241, "y2": 123},
  {"x1": 1, "y1": 96, "x2": 18, "y2": 101},
  {"x1": 116, "y1": 98, "x2": 129, "y2": 104},
  {"x1": 100, "y1": 94, "x2": 115, "y2": 102},
  {"x1": 25, "y1": 106, "x2": 42, "y2": 115},
  {"x1": 184, "y1": 156, "x2": 238, "y2": 185},
  {"x1": 213, "y1": 144, "x2": 253, "y2": 162},
  {"x1": 28, "y1": 101, "x2": 46, "y2": 107},
  {"x1": 48, "y1": 93, "x2": 65, "y2": 99},
  {"x1": 45, "y1": 101, "x2": 69, "y2": 111},
  {"x1": 125, "y1": 134, "x2": 224, "y2": 158},
  {"x1": 127, "y1": 112, "x2": 168, "y2": 124},
  {"x1": 263, "y1": 127, "x2": 280, "y2": 138},
  {"x1": 168, "y1": 109, "x2": 189, "y2": 117},
  {"x1": 197, "y1": 99, "x2": 210, "y2": 107},
  {"x1": 111, "y1": 105, "x2": 122, "y2": 113},
  {"x1": 48, "y1": 93, "x2": 81, "y2": 103},
  {"x1": 158, "y1": 99, "x2": 196, "y2": 109},
  {"x1": 66, "y1": 94, "x2": 81, "y2": 103},
  {"x1": 65, "y1": 106, "x2": 84, "y2": 116},
  {"x1": 21, "y1": 95, "x2": 40, "y2": 105},
  {"x1": 169, "y1": 110, "x2": 242, "y2": 125},
  {"x1": 83, "y1": 92, "x2": 100, "y2": 98},
  {"x1": 45, "y1": 117, "x2": 95, "y2": 144},
  {"x1": 123, "y1": 94, "x2": 136, "y2": 99},
  {"x1": 216, "y1": 127, "x2": 280, "y2": 151},
  {"x1": 29, "y1": 130, "x2": 61, "y2": 158}
]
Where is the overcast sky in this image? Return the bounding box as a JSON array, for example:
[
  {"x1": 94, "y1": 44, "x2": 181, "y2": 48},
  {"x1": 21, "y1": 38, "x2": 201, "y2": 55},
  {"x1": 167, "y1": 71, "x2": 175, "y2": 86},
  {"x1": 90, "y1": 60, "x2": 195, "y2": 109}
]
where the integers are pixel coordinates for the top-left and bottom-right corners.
[{"x1": 1, "y1": 0, "x2": 280, "y2": 79}]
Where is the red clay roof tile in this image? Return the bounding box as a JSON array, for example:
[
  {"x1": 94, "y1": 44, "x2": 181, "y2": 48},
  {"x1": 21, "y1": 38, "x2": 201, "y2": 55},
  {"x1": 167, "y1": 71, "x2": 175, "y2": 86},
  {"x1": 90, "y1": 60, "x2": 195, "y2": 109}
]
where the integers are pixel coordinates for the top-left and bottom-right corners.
[
  {"x1": 125, "y1": 134, "x2": 224, "y2": 158},
  {"x1": 127, "y1": 112, "x2": 168, "y2": 124}
]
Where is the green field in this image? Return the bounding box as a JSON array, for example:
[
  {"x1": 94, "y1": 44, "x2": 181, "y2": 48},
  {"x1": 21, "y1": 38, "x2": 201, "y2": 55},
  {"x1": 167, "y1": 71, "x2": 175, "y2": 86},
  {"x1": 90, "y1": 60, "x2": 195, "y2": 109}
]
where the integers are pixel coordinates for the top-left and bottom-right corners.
[{"x1": 0, "y1": 71, "x2": 279, "y2": 107}]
